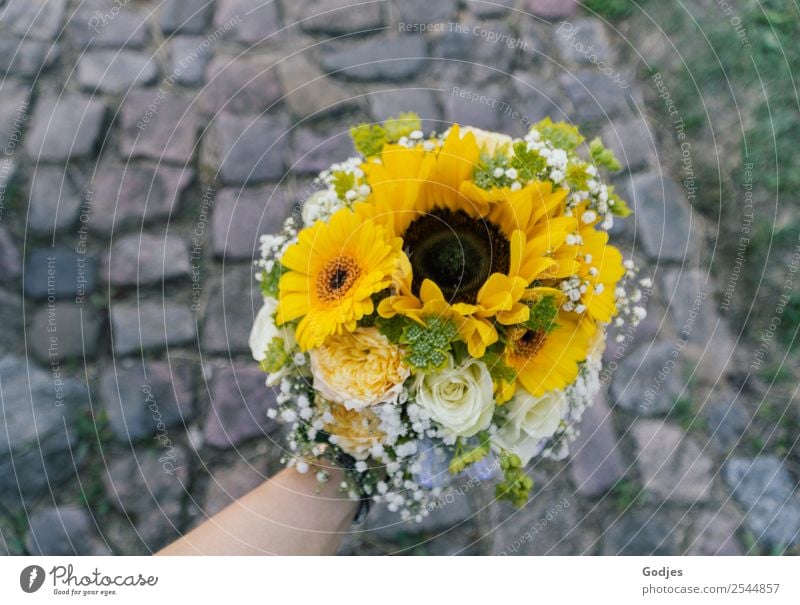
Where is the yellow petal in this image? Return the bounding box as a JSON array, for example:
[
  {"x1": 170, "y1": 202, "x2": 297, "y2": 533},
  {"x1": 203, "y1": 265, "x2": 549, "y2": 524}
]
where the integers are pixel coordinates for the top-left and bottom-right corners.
[
  {"x1": 419, "y1": 279, "x2": 445, "y2": 303},
  {"x1": 496, "y1": 302, "x2": 530, "y2": 325}
]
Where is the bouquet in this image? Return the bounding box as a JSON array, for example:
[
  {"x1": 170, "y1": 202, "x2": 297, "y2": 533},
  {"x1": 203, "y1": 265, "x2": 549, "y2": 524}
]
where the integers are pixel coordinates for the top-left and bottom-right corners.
[{"x1": 249, "y1": 114, "x2": 646, "y2": 521}]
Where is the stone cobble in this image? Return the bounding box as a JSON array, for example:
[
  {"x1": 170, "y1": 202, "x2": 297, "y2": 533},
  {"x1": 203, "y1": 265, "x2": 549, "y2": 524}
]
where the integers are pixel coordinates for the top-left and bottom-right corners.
[
  {"x1": 213, "y1": 0, "x2": 281, "y2": 46},
  {"x1": 2, "y1": 0, "x2": 68, "y2": 41},
  {"x1": 103, "y1": 447, "x2": 189, "y2": 552},
  {"x1": 276, "y1": 54, "x2": 360, "y2": 119},
  {"x1": 99, "y1": 359, "x2": 195, "y2": 443},
  {"x1": 169, "y1": 36, "x2": 213, "y2": 86},
  {"x1": 0, "y1": 35, "x2": 52, "y2": 77},
  {"x1": 102, "y1": 233, "x2": 192, "y2": 287},
  {"x1": 632, "y1": 420, "x2": 714, "y2": 503},
  {"x1": 203, "y1": 112, "x2": 289, "y2": 184},
  {"x1": 602, "y1": 509, "x2": 681, "y2": 555},
  {"x1": 0, "y1": 0, "x2": 792, "y2": 558},
  {"x1": 610, "y1": 340, "x2": 685, "y2": 416},
  {"x1": 110, "y1": 301, "x2": 196, "y2": 356},
  {"x1": 203, "y1": 365, "x2": 278, "y2": 449},
  {"x1": 0, "y1": 355, "x2": 90, "y2": 510},
  {"x1": 77, "y1": 51, "x2": 159, "y2": 94},
  {"x1": 286, "y1": 0, "x2": 386, "y2": 36},
  {"x1": 0, "y1": 225, "x2": 22, "y2": 281},
  {"x1": 87, "y1": 163, "x2": 194, "y2": 233},
  {"x1": 724, "y1": 457, "x2": 800, "y2": 550},
  {"x1": 211, "y1": 185, "x2": 293, "y2": 259},
  {"x1": 159, "y1": 0, "x2": 216, "y2": 36},
  {"x1": 26, "y1": 506, "x2": 111, "y2": 556},
  {"x1": 568, "y1": 392, "x2": 626, "y2": 498},
  {"x1": 201, "y1": 265, "x2": 262, "y2": 353},
  {"x1": 321, "y1": 36, "x2": 429, "y2": 82},
  {"x1": 26, "y1": 167, "x2": 86, "y2": 235},
  {"x1": 67, "y1": 0, "x2": 150, "y2": 49},
  {"x1": 24, "y1": 93, "x2": 106, "y2": 161},
  {"x1": 23, "y1": 245, "x2": 98, "y2": 300},
  {"x1": 120, "y1": 90, "x2": 199, "y2": 164},
  {"x1": 28, "y1": 301, "x2": 101, "y2": 362},
  {"x1": 202, "y1": 55, "x2": 284, "y2": 116}
]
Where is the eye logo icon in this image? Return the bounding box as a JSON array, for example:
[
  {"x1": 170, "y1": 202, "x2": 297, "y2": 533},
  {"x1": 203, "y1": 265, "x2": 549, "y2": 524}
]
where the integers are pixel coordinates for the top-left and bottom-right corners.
[{"x1": 20, "y1": 565, "x2": 45, "y2": 593}]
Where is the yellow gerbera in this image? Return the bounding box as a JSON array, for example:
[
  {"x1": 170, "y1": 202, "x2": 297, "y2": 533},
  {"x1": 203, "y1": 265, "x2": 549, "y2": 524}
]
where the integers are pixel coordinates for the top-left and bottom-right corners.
[
  {"x1": 574, "y1": 207, "x2": 625, "y2": 323},
  {"x1": 276, "y1": 208, "x2": 403, "y2": 351},
  {"x1": 358, "y1": 125, "x2": 572, "y2": 357},
  {"x1": 499, "y1": 292, "x2": 598, "y2": 400},
  {"x1": 545, "y1": 204, "x2": 625, "y2": 323}
]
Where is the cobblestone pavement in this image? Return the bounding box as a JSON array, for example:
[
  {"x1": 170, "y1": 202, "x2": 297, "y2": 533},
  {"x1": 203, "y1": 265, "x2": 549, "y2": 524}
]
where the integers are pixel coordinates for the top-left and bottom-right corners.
[{"x1": 1, "y1": 0, "x2": 798, "y2": 556}]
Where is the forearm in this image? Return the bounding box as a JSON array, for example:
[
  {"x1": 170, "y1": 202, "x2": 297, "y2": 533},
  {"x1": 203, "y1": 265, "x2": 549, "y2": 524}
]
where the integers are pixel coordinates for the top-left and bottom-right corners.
[{"x1": 157, "y1": 466, "x2": 357, "y2": 555}]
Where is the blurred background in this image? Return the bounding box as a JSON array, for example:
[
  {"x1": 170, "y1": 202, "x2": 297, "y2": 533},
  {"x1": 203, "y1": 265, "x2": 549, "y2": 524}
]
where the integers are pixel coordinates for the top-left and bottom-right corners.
[{"x1": 0, "y1": 0, "x2": 798, "y2": 555}]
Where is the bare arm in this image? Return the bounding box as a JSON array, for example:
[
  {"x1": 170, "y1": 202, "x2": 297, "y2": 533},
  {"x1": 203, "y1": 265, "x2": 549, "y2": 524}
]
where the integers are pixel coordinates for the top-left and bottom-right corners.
[{"x1": 157, "y1": 466, "x2": 357, "y2": 556}]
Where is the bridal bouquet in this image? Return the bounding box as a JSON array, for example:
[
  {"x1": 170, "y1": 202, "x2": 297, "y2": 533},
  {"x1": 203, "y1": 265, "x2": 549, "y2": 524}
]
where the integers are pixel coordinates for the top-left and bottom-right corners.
[{"x1": 249, "y1": 114, "x2": 645, "y2": 521}]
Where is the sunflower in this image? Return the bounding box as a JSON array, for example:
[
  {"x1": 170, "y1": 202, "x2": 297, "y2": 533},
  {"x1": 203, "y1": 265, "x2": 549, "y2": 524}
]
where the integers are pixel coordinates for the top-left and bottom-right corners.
[
  {"x1": 498, "y1": 291, "x2": 598, "y2": 400},
  {"x1": 362, "y1": 125, "x2": 572, "y2": 357},
  {"x1": 276, "y1": 208, "x2": 403, "y2": 351}
]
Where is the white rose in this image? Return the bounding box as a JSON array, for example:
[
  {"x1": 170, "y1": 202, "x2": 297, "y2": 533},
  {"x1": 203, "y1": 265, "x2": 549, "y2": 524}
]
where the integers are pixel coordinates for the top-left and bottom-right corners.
[
  {"x1": 415, "y1": 357, "x2": 494, "y2": 439},
  {"x1": 460, "y1": 126, "x2": 514, "y2": 154},
  {"x1": 249, "y1": 297, "x2": 279, "y2": 362},
  {"x1": 249, "y1": 298, "x2": 298, "y2": 384},
  {"x1": 492, "y1": 390, "x2": 568, "y2": 465}
]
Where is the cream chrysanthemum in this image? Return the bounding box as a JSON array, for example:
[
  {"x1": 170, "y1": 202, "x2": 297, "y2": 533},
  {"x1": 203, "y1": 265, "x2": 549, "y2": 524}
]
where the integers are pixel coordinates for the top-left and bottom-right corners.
[
  {"x1": 310, "y1": 327, "x2": 409, "y2": 409},
  {"x1": 322, "y1": 401, "x2": 385, "y2": 460}
]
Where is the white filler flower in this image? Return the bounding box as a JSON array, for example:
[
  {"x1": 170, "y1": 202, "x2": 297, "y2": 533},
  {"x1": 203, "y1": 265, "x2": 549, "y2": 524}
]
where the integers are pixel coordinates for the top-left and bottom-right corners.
[{"x1": 415, "y1": 357, "x2": 494, "y2": 439}]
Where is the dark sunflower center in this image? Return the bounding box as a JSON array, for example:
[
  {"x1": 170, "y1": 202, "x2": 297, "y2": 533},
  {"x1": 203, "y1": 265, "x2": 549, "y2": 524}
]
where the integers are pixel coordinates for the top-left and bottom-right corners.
[{"x1": 402, "y1": 209, "x2": 509, "y2": 304}]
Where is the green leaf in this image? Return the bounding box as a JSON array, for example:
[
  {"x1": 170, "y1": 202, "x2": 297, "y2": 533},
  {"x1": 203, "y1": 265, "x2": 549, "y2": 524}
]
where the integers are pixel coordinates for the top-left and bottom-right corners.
[
  {"x1": 357, "y1": 314, "x2": 376, "y2": 328},
  {"x1": 400, "y1": 316, "x2": 458, "y2": 371},
  {"x1": 581, "y1": 0, "x2": 633, "y2": 20},
  {"x1": 479, "y1": 344, "x2": 517, "y2": 384},
  {"x1": 449, "y1": 434, "x2": 491, "y2": 475},
  {"x1": 260, "y1": 263, "x2": 284, "y2": 298},
  {"x1": 607, "y1": 186, "x2": 632, "y2": 217},
  {"x1": 383, "y1": 112, "x2": 422, "y2": 141},
  {"x1": 350, "y1": 123, "x2": 387, "y2": 157},
  {"x1": 331, "y1": 170, "x2": 356, "y2": 200},
  {"x1": 589, "y1": 137, "x2": 622, "y2": 171},
  {"x1": 524, "y1": 296, "x2": 559, "y2": 333},
  {"x1": 259, "y1": 337, "x2": 290, "y2": 373},
  {"x1": 565, "y1": 161, "x2": 591, "y2": 190},
  {"x1": 375, "y1": 315, "x2": 412, "y2": 343},
  {"x1": 450, "y1": 340, "x2": 470, "y2": 364},
  {"x1": 495, "y1": 451, "x2": 534, "y2": 508},
  {"x1": 474, "y1": 150, "x2": 512, "y2": 189},
  {"x1": 534, "y1": 117, "x2": 584, "y2": 150},
  {"x1": 510, "y1": 141, "x2": 547, "y2": 182}
]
